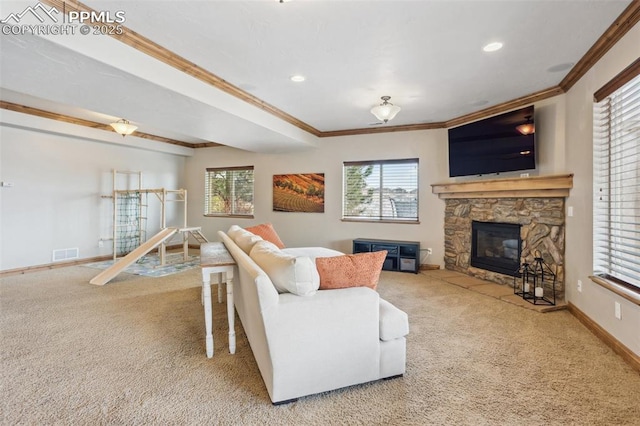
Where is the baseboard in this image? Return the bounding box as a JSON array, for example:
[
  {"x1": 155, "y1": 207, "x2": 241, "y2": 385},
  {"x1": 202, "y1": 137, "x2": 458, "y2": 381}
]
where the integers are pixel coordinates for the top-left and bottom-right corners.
[
  {"x1": 0, "y1": 255, "x2": 113, "y2": 278},
  {"x1": 568, "y1": 302, "x2": 640, "y2": 374},
  {"x1": 420, "y1": 264, "x2": 441, "y2": 271}
]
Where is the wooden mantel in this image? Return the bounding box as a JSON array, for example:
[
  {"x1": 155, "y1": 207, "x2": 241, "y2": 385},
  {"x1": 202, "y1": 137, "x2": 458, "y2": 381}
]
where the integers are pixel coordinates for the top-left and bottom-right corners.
[{"x1": 431, "y1": 174, "x2": 574, "y2": 199}]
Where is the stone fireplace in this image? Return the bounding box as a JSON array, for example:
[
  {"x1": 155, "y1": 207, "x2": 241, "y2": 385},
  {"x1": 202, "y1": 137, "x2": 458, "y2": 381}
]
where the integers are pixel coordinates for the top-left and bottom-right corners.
[{"x1": 432, "y1": 174, "x2": 573, "y2": 300}]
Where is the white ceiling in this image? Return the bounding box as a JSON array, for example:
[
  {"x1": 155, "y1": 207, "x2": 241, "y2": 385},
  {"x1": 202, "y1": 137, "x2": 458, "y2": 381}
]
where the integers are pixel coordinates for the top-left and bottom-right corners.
[{"x1": 0, "y1": 0, "x2": 633, "y2": 152}]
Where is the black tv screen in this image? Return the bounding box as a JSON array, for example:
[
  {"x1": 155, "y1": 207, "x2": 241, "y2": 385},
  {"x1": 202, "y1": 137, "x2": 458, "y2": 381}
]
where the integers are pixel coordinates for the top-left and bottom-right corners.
[{"x1": 448, "y1": 106, "x2": 535, "y2": 177}]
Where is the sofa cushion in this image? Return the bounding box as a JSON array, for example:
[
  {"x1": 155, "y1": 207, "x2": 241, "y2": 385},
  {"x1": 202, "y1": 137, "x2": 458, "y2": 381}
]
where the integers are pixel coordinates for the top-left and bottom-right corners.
[
  {"x1": 245, "y1": 223, "x2": 285, "y2": 249},
  {"x1": 315, "y1": 250, "x2": 387, "y2": 290},
  {"x1": 282, "y1": 247, "x2": 343, "y2": 263},
  {"x1": 379, "y1": 298, "x2": 409, "y2": 341},
  {"x1": 250, "y1": 240, "x2": 320, "y2": 296}
]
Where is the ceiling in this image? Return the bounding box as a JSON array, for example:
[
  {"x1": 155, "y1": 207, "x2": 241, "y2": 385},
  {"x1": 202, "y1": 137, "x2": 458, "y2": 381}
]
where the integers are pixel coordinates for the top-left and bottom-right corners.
[{"x1": 0, "y1": 0, "x2": 634, "y2": 152}]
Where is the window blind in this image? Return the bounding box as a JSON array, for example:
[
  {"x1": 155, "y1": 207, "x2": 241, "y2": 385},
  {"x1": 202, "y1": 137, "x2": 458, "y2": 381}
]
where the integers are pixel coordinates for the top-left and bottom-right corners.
[
  {"x1": 343, "y1": 158, "x2": 419, "y2": 221},
  {"x1": 204, "y1": 166, "x2": 254, "y2": 216},
  {"x1": 593, "y1": 74, "x2": 640, "y2": 288}
]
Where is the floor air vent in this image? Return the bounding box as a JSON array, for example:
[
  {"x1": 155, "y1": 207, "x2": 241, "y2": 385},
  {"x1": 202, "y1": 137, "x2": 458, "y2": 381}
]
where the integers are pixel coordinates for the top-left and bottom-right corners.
[{"x1": 52, "y1": 248, "x2": 79, "y2": 262}]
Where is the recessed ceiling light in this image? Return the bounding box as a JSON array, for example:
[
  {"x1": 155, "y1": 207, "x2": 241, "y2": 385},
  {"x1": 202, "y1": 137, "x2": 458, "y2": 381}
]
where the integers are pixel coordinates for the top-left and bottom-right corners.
[
  {"x1": 483, "y1": 42, "x2": 503, "y2": 52},
  {"x1": 290, "y1": 75, "x2": 306, "y2": 82}
]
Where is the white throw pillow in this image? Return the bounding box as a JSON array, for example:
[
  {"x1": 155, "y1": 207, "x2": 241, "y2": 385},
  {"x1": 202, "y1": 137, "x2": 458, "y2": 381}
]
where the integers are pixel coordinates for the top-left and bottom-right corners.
[
  {"x1": 227, "y1": 225, "x2": 263, "y2": 253},
  {"x1": 227, "y1": 225, "x2": 243, "y2": 241},
  {"x1": 250, "y1": 240, "x2": 320, "y2": 296},
  {"x1": 235, "y1": 231, "x2": 263, "y2": 254}
]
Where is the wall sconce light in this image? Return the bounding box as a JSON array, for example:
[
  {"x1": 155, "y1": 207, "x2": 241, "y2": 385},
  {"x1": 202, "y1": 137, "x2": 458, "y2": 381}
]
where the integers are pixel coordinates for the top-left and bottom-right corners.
[
  {"x1": 371, "y1": 96, "x2": 401, "y2": 123},
  {"x1": 110, "y1": 119, "x2": 138, "y2": 137}
]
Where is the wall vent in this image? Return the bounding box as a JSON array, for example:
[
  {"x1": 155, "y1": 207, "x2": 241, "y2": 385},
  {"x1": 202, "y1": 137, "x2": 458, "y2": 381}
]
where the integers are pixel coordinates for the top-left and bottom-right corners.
[{"x1": 52, "y1": 248, "x2": 79, "y2": 262}]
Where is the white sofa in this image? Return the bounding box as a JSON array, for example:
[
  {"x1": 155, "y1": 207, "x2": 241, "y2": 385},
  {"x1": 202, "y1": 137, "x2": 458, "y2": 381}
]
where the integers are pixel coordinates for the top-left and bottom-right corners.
[{"x1": 218, "y1": 227, "x2": 409, "y2": 404}]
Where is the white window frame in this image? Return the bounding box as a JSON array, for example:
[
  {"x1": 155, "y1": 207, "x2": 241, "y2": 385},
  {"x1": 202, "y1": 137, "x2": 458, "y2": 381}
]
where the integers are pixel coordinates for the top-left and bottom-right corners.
[
  {"x1": 593, "y1": 72, "x2": 640, "y2": 290},
  {"x1": 204, "y1": 166, "x2": 254, "y2": 217},
  {"x1": 342, "y1": 158, "x2": 419, "y2": 223}
]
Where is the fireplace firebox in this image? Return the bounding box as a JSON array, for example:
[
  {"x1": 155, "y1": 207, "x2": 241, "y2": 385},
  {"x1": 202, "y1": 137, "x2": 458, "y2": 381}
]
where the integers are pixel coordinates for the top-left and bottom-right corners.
[{"x1": 471, "y1": 221, "x2": 521, "y2": 276}]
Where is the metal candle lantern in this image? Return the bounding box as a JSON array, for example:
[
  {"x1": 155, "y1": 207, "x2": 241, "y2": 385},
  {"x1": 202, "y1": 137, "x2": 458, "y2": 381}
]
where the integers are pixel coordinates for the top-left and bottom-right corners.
[{"x1": 513, "y1": 250, "x2": 556, "y2": 306}]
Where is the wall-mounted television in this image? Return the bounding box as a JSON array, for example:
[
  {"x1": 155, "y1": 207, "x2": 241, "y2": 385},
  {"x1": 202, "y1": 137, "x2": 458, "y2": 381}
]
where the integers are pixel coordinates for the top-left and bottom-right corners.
[{"x1": 448, "y1": 106, "x2": 535, "y2": 177}]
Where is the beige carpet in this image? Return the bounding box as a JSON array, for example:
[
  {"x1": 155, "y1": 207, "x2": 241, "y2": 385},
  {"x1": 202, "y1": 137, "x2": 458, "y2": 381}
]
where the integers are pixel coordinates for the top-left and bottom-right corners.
[{"x1": 1, "y1": 267, "x2": 639, "y2": 425}]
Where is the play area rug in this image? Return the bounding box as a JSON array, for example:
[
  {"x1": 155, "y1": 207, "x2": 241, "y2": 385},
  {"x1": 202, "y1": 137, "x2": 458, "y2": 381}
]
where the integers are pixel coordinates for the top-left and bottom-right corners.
[{"x1": 84, "y1": 253, "x2": 200, "y2": 278}]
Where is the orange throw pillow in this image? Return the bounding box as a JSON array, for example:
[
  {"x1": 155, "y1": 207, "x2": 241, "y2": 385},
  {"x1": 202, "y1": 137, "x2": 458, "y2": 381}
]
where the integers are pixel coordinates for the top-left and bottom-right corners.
[
  {"x1": 245, "y1": 223, "x2": 285, "y2": 249},
  {"x1": 316, "y1": 250, "x2": 387, "y2": 290}
]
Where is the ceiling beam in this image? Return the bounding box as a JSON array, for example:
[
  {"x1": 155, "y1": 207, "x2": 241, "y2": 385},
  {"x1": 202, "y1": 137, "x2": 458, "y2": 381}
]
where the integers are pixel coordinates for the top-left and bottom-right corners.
[
  {"x1": 41, "y1": 0, "x2": 323, "y2": 138},
  {"x1": 0, "y1": 101, "x2": 220, "y2": 148}
]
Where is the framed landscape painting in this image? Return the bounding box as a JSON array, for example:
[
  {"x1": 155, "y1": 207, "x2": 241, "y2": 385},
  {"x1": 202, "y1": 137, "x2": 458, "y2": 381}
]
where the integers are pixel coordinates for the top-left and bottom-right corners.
[{"x1": 273, "y1": 173, "x2": 325, "y2": 213}]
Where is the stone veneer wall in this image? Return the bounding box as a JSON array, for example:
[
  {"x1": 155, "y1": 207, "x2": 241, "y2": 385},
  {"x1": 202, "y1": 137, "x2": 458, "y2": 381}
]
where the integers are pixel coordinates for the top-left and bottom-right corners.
[{"x1": 444, "y1": 198, "x2": 565, "y2": 299}]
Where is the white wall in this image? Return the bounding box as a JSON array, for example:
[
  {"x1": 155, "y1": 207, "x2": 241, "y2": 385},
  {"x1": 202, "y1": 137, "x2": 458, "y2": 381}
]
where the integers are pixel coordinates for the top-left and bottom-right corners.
[
  {"x1": 563, "y1": 23, "x2": 640, "y2": 355},
  {"x1": 185, "y1": 129, "x2": 449, "y2": 264},
  {"x1": 0, "y1": 115, "x2": 188, "y2": 270}
]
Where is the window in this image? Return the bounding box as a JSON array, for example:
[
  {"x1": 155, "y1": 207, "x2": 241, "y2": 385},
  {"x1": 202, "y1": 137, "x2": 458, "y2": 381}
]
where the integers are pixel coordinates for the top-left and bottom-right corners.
[
  {"x1": 343, "y1": 158, "x2": 419, "y2": 222},
  {"x1": 593, "y1": 73, "x2": 640, "y2": 289},
  {"x1": 205, "y1": 166, "x2": 254, "y2": 217}
]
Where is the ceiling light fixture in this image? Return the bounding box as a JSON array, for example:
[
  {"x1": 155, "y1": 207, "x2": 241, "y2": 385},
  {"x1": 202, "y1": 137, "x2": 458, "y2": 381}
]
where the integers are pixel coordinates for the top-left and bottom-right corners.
[
  {"x1": 290, "y1": 75, "x2": 305, "y2": 82},
  {"x1": 110, "y1": 119, "x2": 138, "y2": 137},
  {"x1": 516, "y1": 116, "x2": 535, "y2": 135},
  {"x1": 370, "y1": 96, "x2": 401, "y2": 123},
  {"x1": 483, "y1": 42, "x2": 503, "y2": 52}
]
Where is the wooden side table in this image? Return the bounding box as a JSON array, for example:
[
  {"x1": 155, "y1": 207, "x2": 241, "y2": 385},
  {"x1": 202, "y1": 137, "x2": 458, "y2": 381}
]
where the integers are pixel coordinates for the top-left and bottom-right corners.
[{"x1": 200, "y1": 242, "x2": 236, "y2": 357}]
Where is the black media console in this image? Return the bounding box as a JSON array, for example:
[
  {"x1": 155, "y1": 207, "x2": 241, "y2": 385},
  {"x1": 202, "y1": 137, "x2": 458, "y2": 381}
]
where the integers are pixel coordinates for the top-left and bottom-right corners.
[{"x1": 352, "y1": 238, "x2": 420, "y2": 274}]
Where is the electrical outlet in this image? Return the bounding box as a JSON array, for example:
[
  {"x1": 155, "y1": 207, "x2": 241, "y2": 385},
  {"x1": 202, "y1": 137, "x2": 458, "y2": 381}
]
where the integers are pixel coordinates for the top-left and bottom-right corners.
[
  {"x1": 577, "y1": 280, "x2": 582, "y2": 292},
  {"x1": 614, "y1": 302, "x2": 622, "y2": 320},
  {"x1": 426, "y1": 248, "x2": 433, "y2": 256}
]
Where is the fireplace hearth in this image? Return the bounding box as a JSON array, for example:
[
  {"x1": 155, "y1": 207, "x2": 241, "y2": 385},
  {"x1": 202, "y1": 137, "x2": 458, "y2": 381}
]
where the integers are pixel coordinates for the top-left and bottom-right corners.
[{"x1": 471, "y1": 221, "x2": 521, "y2": 276}]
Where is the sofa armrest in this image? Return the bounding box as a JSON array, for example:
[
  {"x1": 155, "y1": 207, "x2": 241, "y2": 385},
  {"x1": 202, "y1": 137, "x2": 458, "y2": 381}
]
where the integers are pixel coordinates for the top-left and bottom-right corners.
[{"x1": 379, "y1": 298, "x2": 409, "y2": 341}]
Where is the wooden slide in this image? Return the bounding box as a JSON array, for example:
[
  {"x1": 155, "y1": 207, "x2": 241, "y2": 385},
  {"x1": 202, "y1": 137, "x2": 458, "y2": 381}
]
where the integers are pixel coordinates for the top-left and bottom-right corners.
[{"x1": 89, "y1": 228, "x2": 178, "y2": 286}]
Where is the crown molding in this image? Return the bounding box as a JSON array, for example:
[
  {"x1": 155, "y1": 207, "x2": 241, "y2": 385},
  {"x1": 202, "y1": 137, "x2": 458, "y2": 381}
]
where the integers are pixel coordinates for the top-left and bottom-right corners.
[
  {"x1": 445, "y1": 86, "x2": 565, "y2": 128},
  {"x1": 559, "y1": 1, "x2": 640, "y2": 92},
  {"x1": 319, "y1": 121, "x2": 446, "y2": 138}
]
